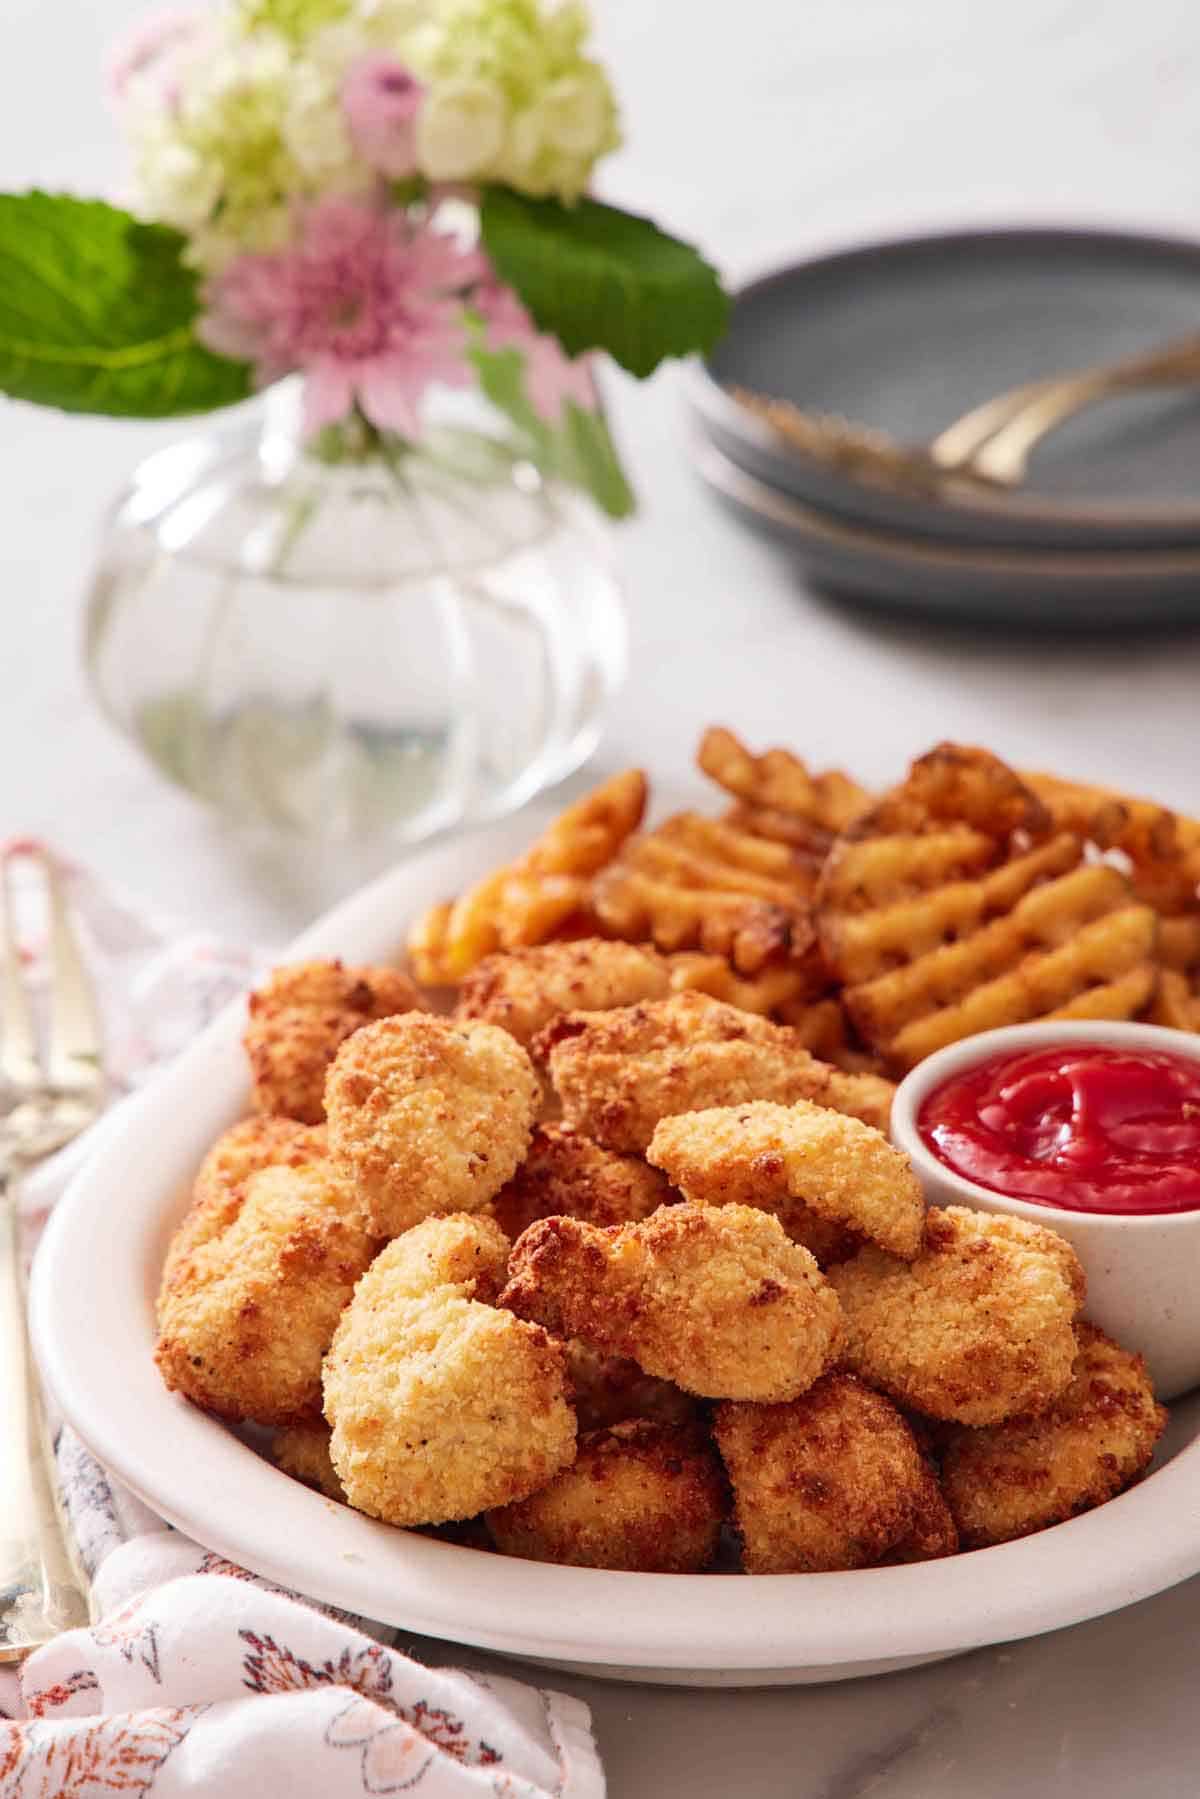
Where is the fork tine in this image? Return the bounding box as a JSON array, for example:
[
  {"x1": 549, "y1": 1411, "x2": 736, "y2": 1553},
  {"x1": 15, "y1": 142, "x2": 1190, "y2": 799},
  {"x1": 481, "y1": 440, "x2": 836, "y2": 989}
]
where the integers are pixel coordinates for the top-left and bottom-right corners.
[
  {"x1": 0, "y1": 852, "x2": 42, "y2": 1095},
  {"x1": 37, "y1": 851, "x2": 104, "y2": 1100}
]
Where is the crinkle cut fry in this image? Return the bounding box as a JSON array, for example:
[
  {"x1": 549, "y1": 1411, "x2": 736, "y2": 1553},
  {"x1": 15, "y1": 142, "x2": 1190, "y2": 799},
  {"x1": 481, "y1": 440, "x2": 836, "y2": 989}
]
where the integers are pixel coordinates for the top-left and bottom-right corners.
[
  {"x1": 697, "y1": 726, "x2": 872, "y2": 835},
  {"x1": 406, "y1": 768, "x2": 647, "y2": 984}
]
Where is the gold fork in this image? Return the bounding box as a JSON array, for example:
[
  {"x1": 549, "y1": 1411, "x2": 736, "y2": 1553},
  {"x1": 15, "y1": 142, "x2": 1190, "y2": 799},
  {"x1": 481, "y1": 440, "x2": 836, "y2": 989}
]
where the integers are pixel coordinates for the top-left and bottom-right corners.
[{"x1": 1, "y1": 846, "x2": 104, "y2": 1661}]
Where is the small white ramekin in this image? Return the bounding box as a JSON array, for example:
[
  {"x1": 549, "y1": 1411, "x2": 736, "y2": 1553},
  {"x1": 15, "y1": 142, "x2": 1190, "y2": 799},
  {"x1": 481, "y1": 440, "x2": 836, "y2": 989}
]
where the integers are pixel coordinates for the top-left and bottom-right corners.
[{"x1": 891, "y1": 1019, "x2": 1200, "y2": 1402}]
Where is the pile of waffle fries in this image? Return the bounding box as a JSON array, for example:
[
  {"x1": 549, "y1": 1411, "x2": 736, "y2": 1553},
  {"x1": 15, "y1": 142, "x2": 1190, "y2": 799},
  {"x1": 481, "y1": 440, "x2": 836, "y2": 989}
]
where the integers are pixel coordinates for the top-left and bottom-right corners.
[{"x1": 408, "y1": 730, "x2": 1200, "y2": 1075}]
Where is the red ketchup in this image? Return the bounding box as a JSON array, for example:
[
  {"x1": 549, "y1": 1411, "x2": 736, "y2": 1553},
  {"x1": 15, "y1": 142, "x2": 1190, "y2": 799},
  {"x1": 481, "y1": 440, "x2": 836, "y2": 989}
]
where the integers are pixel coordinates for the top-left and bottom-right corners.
[{"x1": 919, "y1": 1043, "x2": 1200, "y2": 1215}]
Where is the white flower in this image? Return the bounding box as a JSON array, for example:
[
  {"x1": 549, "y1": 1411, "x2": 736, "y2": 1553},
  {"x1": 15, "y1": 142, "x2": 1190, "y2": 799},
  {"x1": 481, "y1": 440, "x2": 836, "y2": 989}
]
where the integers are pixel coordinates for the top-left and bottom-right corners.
[
  {"x1": 532, "y1": 67, "x2": 613, "y2": 156},
  {"x1": 281, "y1": 61, "x2": 358, "y2": 179},
  {"x1": 415, "y1": 76, "x2": 507, "y2": 179},
  {"x1": 134, "y1": 131, "x2": 224, "y2": 232}
]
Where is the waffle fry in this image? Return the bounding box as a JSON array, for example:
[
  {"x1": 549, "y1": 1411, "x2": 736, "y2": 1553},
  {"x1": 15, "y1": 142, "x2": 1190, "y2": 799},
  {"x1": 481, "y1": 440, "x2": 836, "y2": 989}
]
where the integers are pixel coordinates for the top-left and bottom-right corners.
[
  {"x1": 817, "y1": 747, "x2": 1159, "y2": 1072},
  {"x1": 592, "y1": 810, "x2": 816, "y2": 973},
  {"x1": 407, "y1": 769, "x2": 646, "y2": 984},
  {"x1": 698, "y1": 726, "x2": 872, "y2": 836}
]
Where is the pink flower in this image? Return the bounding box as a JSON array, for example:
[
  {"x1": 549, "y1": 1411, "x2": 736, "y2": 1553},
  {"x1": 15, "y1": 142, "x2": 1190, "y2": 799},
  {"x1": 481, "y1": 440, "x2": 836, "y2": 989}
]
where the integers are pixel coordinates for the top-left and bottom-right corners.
[
  {"x1": 473, "y1": 273, "x2": 596, "y2": 424},
  {"x1": 199, "y1": 198, "x2": 479, "y2": 437},
  {"x1": 105, "y1": 6, "x2": 207, "y2": 111},
  {"x1": 342, "y1": 54, "x2": 425, "y2": 180}
]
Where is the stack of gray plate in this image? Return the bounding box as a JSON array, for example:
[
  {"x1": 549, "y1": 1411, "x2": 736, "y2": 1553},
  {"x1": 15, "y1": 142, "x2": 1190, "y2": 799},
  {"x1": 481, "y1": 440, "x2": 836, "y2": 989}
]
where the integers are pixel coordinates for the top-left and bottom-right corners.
[{"x1": 687, "y1": 227, "x2": 1200, "y2": 625}]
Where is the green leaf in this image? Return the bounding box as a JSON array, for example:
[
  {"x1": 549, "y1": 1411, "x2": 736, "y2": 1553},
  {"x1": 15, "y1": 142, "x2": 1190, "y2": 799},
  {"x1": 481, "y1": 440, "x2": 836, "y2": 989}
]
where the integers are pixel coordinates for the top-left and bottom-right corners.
[
  {"x1": 0, "y1": 192, "x2": 252, "y2": 418},
  {"x1": 469, "y1": 340, "x2": 635, "y2": 519},
  {"x1": 480, "y1": 189, "x2": 729, "y2": 378}
]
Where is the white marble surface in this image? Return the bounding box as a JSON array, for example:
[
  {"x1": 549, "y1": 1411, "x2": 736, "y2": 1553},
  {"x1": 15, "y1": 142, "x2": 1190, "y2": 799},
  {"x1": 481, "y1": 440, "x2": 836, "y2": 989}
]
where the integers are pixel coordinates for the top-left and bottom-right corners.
[{"x1": 5, "y1": 0, "x2": 1200, "y2": 1791}]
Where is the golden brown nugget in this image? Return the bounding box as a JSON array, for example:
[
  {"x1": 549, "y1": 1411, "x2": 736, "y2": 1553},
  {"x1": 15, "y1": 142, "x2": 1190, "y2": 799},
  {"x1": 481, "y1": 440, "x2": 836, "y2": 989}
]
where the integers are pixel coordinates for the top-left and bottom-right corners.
[
  {"x1": 881, "y1": 1464, "x2": 960, "y2": 1564},
  {"x1": 155, "y1": 1163, "x2": 376, "y2": 1425},
  {"x1": 245, "y1": 959, "x2": 424, "y2": 1124},
  {"x1": 942, "y1": 1324, "x2": 1166, "y2": 1548},
  {"x1": 536, "y1": 991, "x2": 894, "y2": 1154},
  {"x1": 829, "y1": 1206, "x2": 1085, "y2": 1427},
  {"x1": 489, "y1": 1124, "x2": 674, "y2": 1241},
  {"x1": 648, "y1": 1099, "x2": 924, "y2": 1260},
  {"x1": 563, "y1": 1340, "x2": 700, "y2": 1432},
  {"x1": 502, "y1": 1201, "x2": 843, "y2": 1402},
  {"x1": 162, "y1": 1116, "x2": 328, "y2": 1291},
  {"x1": 271, "y1": 1423, "x2": 345, "y2": 1502},
  {"x1": 326, "y1": 1013, "x2": 539, "y2": 1237},
  {"x1": 487, "y1": 1419, "x2": 727, "y2": 1572},
  {"x1": 323, "y1": 1285, "x2": 575, "y2": 1526},
  {"x1": 713, "y1": 1375, "x2": 932, "y2": 1573},
  {"x1": 455, "y1": 939, "x2": 672, "y2": 1047},
  {"x1": 375, "y1": 1211, "x2": 511, "y2": 1304}
]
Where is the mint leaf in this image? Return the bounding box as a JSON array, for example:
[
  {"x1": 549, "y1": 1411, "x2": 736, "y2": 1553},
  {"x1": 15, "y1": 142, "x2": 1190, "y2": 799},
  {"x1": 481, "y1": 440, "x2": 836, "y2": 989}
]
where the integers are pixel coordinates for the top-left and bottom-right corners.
[
  {"x1": 0, "y1": 192, "x2": 251, "y2": 417},
  {"x1": 480, "y1": 189, "x2": 728, "y2": 379},
  {"x1": 470, "y1": 340, "x2": 635, "y2": 519}
]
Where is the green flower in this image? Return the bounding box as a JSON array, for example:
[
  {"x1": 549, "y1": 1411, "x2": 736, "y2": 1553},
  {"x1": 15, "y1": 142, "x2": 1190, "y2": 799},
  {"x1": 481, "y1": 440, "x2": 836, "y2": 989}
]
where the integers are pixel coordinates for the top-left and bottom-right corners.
[{"x1": 233, "y1": 0, "x2": 353, "y2": 45}]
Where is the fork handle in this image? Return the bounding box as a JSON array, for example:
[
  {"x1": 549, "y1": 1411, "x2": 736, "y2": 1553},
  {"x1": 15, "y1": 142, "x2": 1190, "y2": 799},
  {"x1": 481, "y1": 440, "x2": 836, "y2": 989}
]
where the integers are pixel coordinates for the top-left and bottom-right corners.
[{"x1": 0, "y1": 1185, "x2": 89, "y2": 1661}]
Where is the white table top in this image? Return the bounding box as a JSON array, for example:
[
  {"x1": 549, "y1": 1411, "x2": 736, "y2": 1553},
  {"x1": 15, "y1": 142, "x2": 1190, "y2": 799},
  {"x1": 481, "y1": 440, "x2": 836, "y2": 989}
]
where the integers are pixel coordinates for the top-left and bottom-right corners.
[{"x1": 6, "y1": 0, "x2": 1200, "y2": 1790}]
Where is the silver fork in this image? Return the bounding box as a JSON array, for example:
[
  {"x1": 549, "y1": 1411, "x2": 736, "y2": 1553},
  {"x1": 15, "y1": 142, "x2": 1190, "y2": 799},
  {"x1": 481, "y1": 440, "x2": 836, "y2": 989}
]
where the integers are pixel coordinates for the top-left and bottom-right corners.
[{"x1": 1, "y1": 845, "x2": 105, "y2": 1661}]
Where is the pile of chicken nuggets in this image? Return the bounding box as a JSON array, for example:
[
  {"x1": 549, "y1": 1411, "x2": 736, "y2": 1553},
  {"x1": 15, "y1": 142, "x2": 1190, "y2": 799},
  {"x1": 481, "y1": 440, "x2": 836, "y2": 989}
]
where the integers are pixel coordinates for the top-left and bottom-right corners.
[{"x1": 155, "y1": 731, "x2": 1183, "y2": 1575}]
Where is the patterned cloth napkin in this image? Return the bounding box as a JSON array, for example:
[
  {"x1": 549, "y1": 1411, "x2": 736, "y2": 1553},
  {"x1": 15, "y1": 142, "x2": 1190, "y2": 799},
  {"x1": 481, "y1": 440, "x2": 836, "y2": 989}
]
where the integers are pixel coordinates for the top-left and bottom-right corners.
[{"x1": 0, "y1": 848, "x2": 604, "y2": 1798}]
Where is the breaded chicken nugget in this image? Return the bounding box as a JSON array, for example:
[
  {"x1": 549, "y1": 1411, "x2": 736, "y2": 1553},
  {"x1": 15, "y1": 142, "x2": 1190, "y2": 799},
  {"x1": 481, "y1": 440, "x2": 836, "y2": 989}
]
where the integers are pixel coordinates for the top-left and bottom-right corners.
[
  {"x1": 162, "y1": 1116, "x2": 328, "y2": 1286},
  {"x1": 490, "y1": 1124, "x2": 674, "y2": 1241},
  {"x1": 455, "y1": 938, "x2": 672, "y2": 1046},
  {"x1": 829, "y1": 1206, "x2": 1085, "y2": 1426},
  {"x1": 378, "y1": 1211, "x2": 510, "y2": 1303},
  {"x1": 564, "y1": 1340, "x2": 701, "y2": 1433},
  {"x1": 648, "y1": 1098, "x2": 924, "y2": 1260},
  {"x1": 942, "y1": 1323, "x2": 1166, "y2": 1547},
  {"x1": 271, "y1": 1422, "x2": 345, "y2": 1501},
  {"x1": 486, "y1": 1419, "x2": 727, "y2": 1571},
  {"x1": 326, "y1": 1014, "x2": 539, "y2": 1237},
  {"x1": 245, "y1": 959, "x2": 424, "y2": 1124},
  {"x1": 536, "y1": 992, "x2": 894, "y2": 1153},
  {"x1": 156, "y1": 1163, "x2": 376, "y2": 1425},
  {"x1": 881, "y1": 1464, "x2": 959, "y2": 1563},
  {"x1": 714, "y1": 1375, "x2": 933, "y2": 1573},
  {"x1": 324, "y1": 1282, "x2": 575, "y2": 1526},
  {"x1": 502, "y1": 1201, "x2": 843, "y2": 1402}
]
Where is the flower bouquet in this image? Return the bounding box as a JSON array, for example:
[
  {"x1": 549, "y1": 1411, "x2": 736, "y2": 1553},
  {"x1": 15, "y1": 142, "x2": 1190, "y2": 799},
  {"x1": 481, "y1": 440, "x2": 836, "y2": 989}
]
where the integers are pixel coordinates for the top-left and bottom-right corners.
[{"x1": 0, "y1": 0, "x2": 728, "y2": 515}]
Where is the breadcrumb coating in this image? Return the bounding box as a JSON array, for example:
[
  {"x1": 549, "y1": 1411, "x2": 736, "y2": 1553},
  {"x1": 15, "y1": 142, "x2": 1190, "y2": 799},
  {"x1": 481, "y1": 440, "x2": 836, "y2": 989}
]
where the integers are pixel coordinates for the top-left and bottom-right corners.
[
  {"x1": 155, "y1": 1163, "x2": 376, "y2": 1425},
  {"x1": 942, "y1": 1323, "x2": 1166, "y2": 1547},
  {"x1": 536, "y1": 992, "x2": 894, "y2": 1153},
  {"x1": 323, "y1": 1286, "x2": 575, "y2": 1525},
  {"x1": 373, "y1": 1211, "x2": 511, "y2": 1304},
  {"x1": 647, "y1": 1098, "x2": 924, "y2": 1260},
  {"x1": 326, "y1": 1013, "x2": 539, "y2": 1237},
  {"x1": 486, "y1": 1419, "x2": 727, "y2": 1571},
  {"x1": 489, "y1": 1124, "x2": 674, "y2": 1241},
  {"x1": 502, "y1": 1201, "x2": 843, "y2": 1402},
  {"x1": 162, "y1": 1116, "x2": 328, "y2": 1290},
  {"x1": 454, "y1": 939, "x2": 672, "y2": 1046},
  {"x1": 830, "y1": 1206, "x2": 1085, "y2": 1426},
  {"x1": 564, "y1": 1340, "x2": 701, "y2": 1432},
  {"x1": 245, "y1": 959, "x2": 424, "y2": 1124},
  {"x1": 271, "y1": 1423, "x2": 345, "y2": 1502},
  {"x1": 714, "y1": 1375, "x2": 933, "y2": 1573}
]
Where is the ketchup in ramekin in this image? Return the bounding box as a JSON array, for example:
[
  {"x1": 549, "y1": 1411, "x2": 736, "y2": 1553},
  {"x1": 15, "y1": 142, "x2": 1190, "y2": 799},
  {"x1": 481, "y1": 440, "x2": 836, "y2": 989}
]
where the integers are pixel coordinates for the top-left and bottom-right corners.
[{"x1": 918, "y1": 1042, "x2": 1200, "y2": 1215}]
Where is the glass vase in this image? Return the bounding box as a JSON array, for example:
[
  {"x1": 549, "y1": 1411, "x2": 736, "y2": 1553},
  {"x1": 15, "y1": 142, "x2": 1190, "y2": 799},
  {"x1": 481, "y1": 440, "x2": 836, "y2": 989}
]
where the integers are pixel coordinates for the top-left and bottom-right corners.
[{"x1": 83, "y1": 383, "x2": 626, "y2": 846}]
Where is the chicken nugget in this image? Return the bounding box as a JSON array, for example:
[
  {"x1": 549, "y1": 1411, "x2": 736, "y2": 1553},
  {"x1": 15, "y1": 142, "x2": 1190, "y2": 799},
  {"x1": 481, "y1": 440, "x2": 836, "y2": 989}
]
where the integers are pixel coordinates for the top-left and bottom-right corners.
[
  {"x1": 564, "y1": 1340, "x2": 700, "y2": 1432},
  {"x1": 713, "y1": 1374, "x2": 933, "y2": 1573},
  {"x1": 486, "y1": 1419, "x2": 727, "y2": 1572},
  {"x1": 490, "y1": 1124, "x2": 674, "y2": 1241},
  {"x1": 829, "y1": 1206, "x2": 1085, "y2": 1426},
  {"x1": 880, "y1": 1464, "x2": 959, "y2": 1563},
  {"x1": 502, "y1": 1201, "x2": 842, "y2": 1402},
  {"x1": 377, "y1": 1211, "x2": 511, "y2": 1303},
  {"x1": 271, "y1": 1422, "x2": 345, "y2": 1501},
  {"x1": 326, "y1": 1013, "x2": 539, "y2": 1237},
  {"x1": 648, "y1": 1098, "x2": 924, "y2": 1260},
  {"x1": 245, "y1": 959, "x2": 424, "y2": 1124},
  {"x1": 536, "y1": 991, "x2": 894, "y2": 1154},
  {"x1": 942, "y1": 1323, "x2": 1166, "y2": 1548},
  {"x1": 156, "y1": 1162, "x2": 376, "y2": 1425},
  {"x1": 162, "y1": 1116, "x2": 328, "y2": 1286},
  {"x1": 454, "y1": 939, "x2": 672, "y2": 1047},
  {"x1": 323, "y1": 1281, "x2": 575, "y2": 1526}
]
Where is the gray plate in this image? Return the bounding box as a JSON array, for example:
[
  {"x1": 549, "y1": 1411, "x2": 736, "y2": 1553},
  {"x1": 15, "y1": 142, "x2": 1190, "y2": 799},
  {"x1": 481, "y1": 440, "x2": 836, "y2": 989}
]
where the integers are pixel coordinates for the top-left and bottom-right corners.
[
  {"x1": 693, "y1": 436, "x2": 1200, "y2": 627},
  {"x1": 692, "y1": 227, "x2": 1200, "y2": 549}
]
